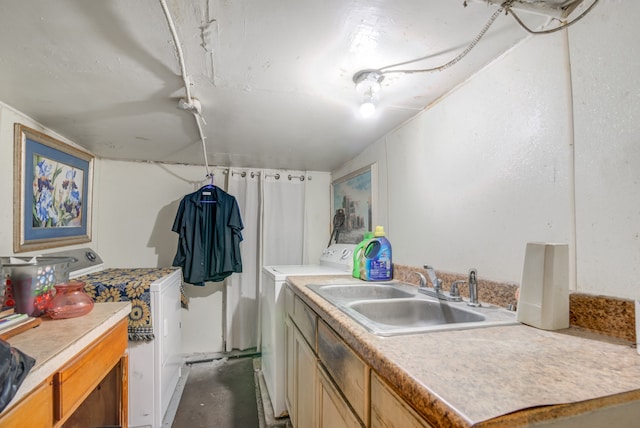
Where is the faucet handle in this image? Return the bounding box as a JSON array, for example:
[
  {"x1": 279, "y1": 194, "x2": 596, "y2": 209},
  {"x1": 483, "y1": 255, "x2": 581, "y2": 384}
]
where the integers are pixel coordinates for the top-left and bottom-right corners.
[
  {"x1": 412, "y1": 271, "x2": 426, "y2": 287},
  {"x1": 450, "y1": 280, "x2": 466, "y2": 298}
]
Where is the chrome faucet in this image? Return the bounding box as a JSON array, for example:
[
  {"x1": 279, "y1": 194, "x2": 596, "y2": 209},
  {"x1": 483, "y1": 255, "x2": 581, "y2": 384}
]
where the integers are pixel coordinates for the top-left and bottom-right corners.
[
  {"x1": 423, "y1": 265, "x2": 440, "y2": 292},
  {"x1": 418, "y1": 265, "x2": 462, "y2": 302},
  {"x1": 412, "y1": 271, "x2": 427, "y2": 287},
  {"x1": 467, "y1": 268, "x2": 480, "y2": 307}
]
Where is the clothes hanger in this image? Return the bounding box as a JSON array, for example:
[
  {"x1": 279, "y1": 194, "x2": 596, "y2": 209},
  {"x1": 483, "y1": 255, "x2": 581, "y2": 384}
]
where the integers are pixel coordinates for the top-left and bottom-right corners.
[{"x1": 200, "y1": 173, "x2": 217, "y2": 204}]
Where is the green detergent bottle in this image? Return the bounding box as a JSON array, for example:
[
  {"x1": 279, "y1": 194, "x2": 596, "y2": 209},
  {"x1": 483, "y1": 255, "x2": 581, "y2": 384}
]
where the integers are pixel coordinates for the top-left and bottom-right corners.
[
  {"x1": 362, "y1": 226, "x2": 393, "y2": 281},
  {"x1": 352, "y1": 231, "x2": 374, "y2": 279}
]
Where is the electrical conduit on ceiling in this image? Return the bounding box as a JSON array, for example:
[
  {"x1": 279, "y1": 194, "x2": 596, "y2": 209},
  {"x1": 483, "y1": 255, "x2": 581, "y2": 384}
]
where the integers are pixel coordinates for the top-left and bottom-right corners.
[{"x1": 158, "y1": 0, "x2": 212, "y2": 179}]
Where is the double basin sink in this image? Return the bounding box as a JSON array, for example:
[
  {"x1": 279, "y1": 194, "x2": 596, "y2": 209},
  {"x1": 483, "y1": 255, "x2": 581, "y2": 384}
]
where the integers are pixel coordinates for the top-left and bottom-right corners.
[{"x1": 306, "y1": 282, "x2": 518, "y2": 336}]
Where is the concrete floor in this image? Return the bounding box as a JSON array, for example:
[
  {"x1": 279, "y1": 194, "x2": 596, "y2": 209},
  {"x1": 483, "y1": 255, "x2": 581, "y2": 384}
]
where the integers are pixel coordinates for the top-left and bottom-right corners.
[{"x1": 168, "y1": 355, "x2": 291, "y2": 428}]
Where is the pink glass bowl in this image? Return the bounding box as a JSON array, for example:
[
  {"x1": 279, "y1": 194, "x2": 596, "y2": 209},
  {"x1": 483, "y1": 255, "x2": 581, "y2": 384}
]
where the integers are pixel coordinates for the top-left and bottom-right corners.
[{"x1": 46, "y1": 281, "x2": 94, "y2": 319}]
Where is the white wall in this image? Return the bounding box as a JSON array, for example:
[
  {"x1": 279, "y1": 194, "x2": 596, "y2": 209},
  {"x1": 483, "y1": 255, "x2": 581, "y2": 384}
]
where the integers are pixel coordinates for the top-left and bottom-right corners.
[
  {"x1": 334, "y1": 31, "x2": 571, "y2": 284},
  {"x1": 0, "y1": 105, "x2": 330, "y2": 355},
  {"x1": 333, "y1": 0, "x2": 639, "y2": 299},
  {"x1": 569, "y1": 1, "x2": 640, "y2": 298},
  {"x1": 0, "y1": 103, "x2": 97, "y2": 257}
]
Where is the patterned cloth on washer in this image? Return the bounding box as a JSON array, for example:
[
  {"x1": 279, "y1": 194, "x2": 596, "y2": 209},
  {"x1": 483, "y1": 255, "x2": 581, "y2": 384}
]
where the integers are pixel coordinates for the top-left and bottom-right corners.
[{"x1": 78, "y1": 267, "x2": 186, "y2": 341}]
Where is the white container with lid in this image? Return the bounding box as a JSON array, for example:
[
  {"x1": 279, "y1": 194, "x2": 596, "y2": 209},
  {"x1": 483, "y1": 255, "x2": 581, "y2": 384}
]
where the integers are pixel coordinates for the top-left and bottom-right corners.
[{"x1": 516, "y1": 242, "x2": 569, "y2": 330}]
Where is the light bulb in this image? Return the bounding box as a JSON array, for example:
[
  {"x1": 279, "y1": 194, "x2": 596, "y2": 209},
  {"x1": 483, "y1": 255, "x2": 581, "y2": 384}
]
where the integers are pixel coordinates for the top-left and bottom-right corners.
[
  {"x1": 360, "y1": 101, "x2": 375, "y2": 118},
  {"x1": 353, "y1": 70, "x2": 383, "y2": 118}
]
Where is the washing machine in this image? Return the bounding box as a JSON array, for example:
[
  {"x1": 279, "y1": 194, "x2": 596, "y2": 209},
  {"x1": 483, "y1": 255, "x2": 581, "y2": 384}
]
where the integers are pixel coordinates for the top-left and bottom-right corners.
[
  {"x1": 48, "y1": 247, "x2": 183, "y2": 428},
  {"x1": 261, "y1": 243, "x2": 355, "y2": 418}
]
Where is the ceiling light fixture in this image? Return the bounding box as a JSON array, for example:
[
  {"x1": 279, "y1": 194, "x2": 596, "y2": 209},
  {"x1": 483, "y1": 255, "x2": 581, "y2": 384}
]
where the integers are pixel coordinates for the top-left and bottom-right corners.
[
  {"x1": 353, "y1": 70, "x2": 384, "y2": 118},
  {"x1": 350, "y1": 0, "x2": 598, "y2": 114}
]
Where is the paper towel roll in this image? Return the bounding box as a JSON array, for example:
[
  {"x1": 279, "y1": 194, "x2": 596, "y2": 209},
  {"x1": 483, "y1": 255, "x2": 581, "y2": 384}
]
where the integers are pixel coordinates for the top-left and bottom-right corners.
[{"x1": 516, "y1": 242, "x2": 569, "y2": 330}]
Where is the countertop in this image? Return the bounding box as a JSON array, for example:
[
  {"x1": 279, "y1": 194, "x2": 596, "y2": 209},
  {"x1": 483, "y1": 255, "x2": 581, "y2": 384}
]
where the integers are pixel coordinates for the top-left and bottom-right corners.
[
  {"x1": 288, "y1": 275, "x2": 640, "y2": 427},
  {"x1": 3, "y1": 302, "x2": 131, "y2": 413}
]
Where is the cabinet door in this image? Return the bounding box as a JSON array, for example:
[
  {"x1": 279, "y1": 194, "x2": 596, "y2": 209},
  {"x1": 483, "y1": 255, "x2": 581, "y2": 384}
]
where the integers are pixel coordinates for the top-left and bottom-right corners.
[
  {"x1": 371, "y1": 372, "x2": 432, "y2": 428},
  {"x1": 285, "y1": 317, "x2": 296, "y2": 425},
  {"x1": 54, "y1": 318, "x2": 128, "y2": 425},
  {"x1": 0, "y1": 380, "x2": 53, "y2": 428},
  {"x1": 317, "y1": 363, "x2": 363, "y2": 428},
  {"x1": 317, "y1": 320, "x2": 368, "y2": 425},
  {"x1": 295, "y1": 327, "x2": 317, "y2": 428}
]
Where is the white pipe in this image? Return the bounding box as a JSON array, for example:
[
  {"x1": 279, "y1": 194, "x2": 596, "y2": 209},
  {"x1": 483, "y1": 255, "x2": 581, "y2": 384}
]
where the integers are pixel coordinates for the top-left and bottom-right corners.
[
  {"x1": 159, "y1": 0, "x2": 193, "y2": 103},
  {"x1": 564, "y1": 28, "x2": 578, "y2": 292},
  {"x1": 159, "y1": 0, "x2": 211, "y2": 175}
]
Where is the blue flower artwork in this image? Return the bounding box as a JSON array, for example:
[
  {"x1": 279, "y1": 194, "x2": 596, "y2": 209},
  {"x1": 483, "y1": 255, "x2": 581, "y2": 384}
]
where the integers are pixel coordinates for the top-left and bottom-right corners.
[
  {"x1": 15, "y1": 124, "x2": 93, "y2": 252},
  {"x1": 32, "y1": 157, "x2": 84, "y2": 228}
]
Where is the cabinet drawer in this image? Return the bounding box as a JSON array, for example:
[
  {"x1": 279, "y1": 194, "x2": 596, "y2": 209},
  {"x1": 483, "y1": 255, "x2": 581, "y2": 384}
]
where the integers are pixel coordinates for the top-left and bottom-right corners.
[
  {"x1": 0, "y1": 379, "x2": 53, "y2": 428},
  {"x1": 371, "y1": 372, "x2": 432, "y2": 428},
  {"x1": 54, "y1": 318, "x2": 128, "y2": 423},
  {"x1": 292, "y1": 295, "x2": 317, "y2": 349},
  {"x1": 317, "y1": 320, "x2": 369, "y2": 426}
]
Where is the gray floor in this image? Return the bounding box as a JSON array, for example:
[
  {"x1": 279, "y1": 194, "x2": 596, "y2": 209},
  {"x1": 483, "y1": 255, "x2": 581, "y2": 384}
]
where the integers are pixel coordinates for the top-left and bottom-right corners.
[{"x1": 169, "y1": 355, "x2": 291, "y2": 428}]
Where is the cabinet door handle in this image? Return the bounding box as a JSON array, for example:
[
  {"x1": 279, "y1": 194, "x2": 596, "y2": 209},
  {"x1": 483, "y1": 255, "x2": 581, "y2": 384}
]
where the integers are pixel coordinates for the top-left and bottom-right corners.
[{"x1": 53, "y1": 372, "x2": 63, "y2": 422}]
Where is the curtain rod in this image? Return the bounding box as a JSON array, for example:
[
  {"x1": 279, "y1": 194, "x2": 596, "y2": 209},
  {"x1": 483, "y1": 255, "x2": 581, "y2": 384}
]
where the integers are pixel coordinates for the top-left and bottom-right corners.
[{"x1": 230, "y1": 170, "x2": 311, "y2": 181}]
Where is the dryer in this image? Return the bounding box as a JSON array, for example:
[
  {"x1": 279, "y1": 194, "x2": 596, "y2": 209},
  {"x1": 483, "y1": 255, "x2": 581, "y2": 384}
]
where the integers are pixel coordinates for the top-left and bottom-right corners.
[{"x1": 261, "y1": 243, "x2": 355, "y2": 418}]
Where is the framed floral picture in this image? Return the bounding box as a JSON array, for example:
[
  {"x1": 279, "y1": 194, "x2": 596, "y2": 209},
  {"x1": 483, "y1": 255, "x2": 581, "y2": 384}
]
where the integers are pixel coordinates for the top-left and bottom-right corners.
[{"x1": 13, "y1": 124, "x2": 94, "y2": 252}]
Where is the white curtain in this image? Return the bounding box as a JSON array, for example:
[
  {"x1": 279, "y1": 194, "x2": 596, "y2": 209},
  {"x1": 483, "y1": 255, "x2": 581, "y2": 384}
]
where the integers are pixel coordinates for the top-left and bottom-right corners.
[
  {"x1": 262, "y1": 171, "x2": 306, "y2": 266},
  {"x1": 224, "y1": 169, "x2": 307, "y2": 352},
  {"x1": 225, "y1": 170, "x2": 261, "y2": 351}
]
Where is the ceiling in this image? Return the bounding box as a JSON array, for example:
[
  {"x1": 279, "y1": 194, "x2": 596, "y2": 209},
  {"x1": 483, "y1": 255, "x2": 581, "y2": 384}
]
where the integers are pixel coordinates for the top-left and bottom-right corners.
[{"x1": 0, "y1": 0, "x2": 559, "y2": 172}]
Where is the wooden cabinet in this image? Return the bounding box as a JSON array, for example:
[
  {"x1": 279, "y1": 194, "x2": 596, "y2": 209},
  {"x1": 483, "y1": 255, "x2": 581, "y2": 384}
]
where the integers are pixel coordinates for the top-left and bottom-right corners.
[
  {"x1": 285, "y1": 317, "x2": 296, "y2": 424},
  {"x1": 0, "y1": 303, "x2": 130, "y2": 428},
  {"x1": 0, "y1": 380, "x2": 53, "y2": 428},
  {"x1": 371, "y1": 372, "x2": 431, "y2": 428},
  {"x1": 285, "y1": 308, "x2": 317, "y2": 428},
  {"x1": 285, "y1": 285, "x2": 364, "y2": 428},
  {"x1": 296, "y1": 327, "x2": 317, "y2": 428},
  {"x1": 54, "y1": 319, "x2": 128, "y2": 426},
  {"x1": 284, "y1": 284, "x2": 434, "y2": 428},
  {"x1": 317, "y1": 319, "x2": 369, "y2": 426},
  {"x1": 317, "y1": 363, "x2": 363, "y2": 428}
]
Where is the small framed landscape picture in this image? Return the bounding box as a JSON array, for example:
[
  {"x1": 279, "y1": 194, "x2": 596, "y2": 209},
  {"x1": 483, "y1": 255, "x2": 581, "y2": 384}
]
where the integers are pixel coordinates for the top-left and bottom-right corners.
[{"x1": 331, "y1": 163, "x2": 377, "y2": 244}]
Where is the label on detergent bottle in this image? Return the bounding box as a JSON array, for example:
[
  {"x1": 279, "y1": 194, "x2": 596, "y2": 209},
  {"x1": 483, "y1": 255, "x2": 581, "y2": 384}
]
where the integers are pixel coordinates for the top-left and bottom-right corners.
[
  {"x1": 363, "y1": 226, "x2": 392, "y2": 281},
  {"x1": 352, "y1": 231, "x2": 374, "y2": 279}
]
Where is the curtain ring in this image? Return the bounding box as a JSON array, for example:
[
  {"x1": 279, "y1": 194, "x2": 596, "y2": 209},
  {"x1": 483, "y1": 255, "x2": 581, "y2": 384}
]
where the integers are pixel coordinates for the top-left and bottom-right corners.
[
  {"x1": 241, "y1": 171, "x2": 247, "y2": 178},
  {"x1": 274, "y1": 173, "x2": 280, "y2": 180}
]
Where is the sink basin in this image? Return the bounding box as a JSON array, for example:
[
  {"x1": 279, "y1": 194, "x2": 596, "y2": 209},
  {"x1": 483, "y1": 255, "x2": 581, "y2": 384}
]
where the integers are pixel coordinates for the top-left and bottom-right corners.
[
  {"x1": 310, "y1": 284, "x2": 415, "y2": 300},
  {"x1": 306, "y1": 282, "x2": 519, "y2": 336},
  {"x1": 347, "y1": 299, "x2": 485, "y2": 326}
]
